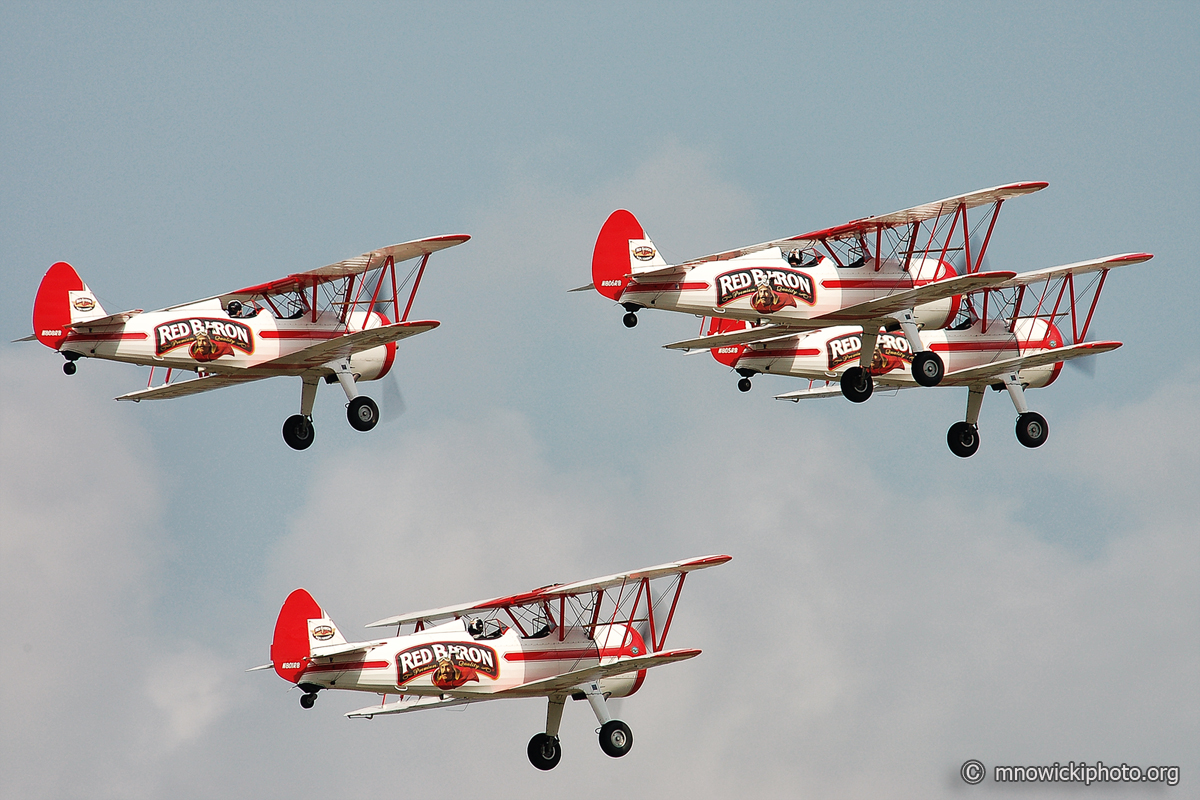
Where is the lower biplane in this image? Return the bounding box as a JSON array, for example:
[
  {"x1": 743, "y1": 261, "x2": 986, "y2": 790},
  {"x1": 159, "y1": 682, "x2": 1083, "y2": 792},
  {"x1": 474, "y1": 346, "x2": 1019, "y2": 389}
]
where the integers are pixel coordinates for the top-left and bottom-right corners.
[
  {"x1": 251, "y1": 555, "x2": 730, "y2": 770},
  {"x1": 681, "y1": 253, "x2": 1151, "y2": 456},
  {"x1": 22, "y1": 235, "x2": 468, "y2": 449}
]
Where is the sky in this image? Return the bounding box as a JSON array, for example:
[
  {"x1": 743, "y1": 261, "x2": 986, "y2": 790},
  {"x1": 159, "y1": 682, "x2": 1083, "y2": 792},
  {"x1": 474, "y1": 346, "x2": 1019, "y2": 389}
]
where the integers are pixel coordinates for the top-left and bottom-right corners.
[{"x1": 2, "y1": 2, "x2": 1197, "y2": 798}]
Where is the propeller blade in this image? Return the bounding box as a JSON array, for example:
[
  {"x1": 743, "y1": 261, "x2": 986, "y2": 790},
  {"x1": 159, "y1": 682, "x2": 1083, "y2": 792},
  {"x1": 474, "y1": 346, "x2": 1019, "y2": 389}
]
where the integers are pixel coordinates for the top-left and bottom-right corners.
[{"x1": 380, "y1": 371, "x2": 406, "y2": 423}]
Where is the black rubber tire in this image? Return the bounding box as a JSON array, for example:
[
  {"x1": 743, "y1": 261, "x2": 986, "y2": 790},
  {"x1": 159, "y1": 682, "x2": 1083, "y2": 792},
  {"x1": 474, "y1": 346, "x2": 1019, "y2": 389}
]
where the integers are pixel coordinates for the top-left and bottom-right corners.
[
  {"x1": 63, "y1": 361, "x2": 77, "y2": 375},
  {"x1": 622, "y1": 312, "x2": 638, "y2": 328},
  {"x1": 599, "y1": 719, "x2": 633, "y2": 757},
  {"x1": 527, "y1": 733, "x2": 561, "y2": 770},
  {"x1": 1015, "y1": 411, "x2": 1049, "y2": 448},
  {"x1": 282, "y1": 414, "x2": 315, "y2": 450},
  {"x1": 840, "y1": 366, "x2": 873, "y2": 403},
  {"x1": 347, "y1": 396, "x2": 379, "y2": 432},
  {"x1": 737, "y1": 377, "x2": 752, "y2": 393},
  {"x1": 947, "y1": 421, "x2": 980, "y2": 458},
  {"x1": 299, "y1": 693, "x2": 316, "y2": 709},
  {"x1": 912, "y1": 351, "x2": 944, "y2": 387}
]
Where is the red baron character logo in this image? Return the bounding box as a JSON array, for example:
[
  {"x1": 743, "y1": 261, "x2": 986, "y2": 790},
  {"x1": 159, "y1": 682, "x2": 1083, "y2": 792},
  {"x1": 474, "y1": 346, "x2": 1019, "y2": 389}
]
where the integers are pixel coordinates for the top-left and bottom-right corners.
[
  {"x1": 396, "y1": 642, "x2": 500, "y2": 689},
  {"x1": 827, "y1": 331, "x2": 913, "y2": 373},
  {"x1": 155, "y1": 318, "x2": 253, "y2": 359},
  {"x1": 633, "y1": 245, "x2": 656, "y2": 261},
  {"x1": 716, "y1": 267, "x2": 815, "y2": 309}
]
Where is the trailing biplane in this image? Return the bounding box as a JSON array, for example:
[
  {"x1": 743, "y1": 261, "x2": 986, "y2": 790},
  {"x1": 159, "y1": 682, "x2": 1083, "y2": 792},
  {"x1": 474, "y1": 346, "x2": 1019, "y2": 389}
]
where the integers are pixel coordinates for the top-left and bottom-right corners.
[
  {"x1": 250, "y1": 555, "x2": 730, "y2": 770},
  {"x1": 579, "y1": 182, "x2": 1058, "y2": 390},
  {"x1": 690, "y1": 252, "x2": 1151, "y2": 456},
  {"x1": 23, "y1": 235, "x2": 468, "y2": 449}
]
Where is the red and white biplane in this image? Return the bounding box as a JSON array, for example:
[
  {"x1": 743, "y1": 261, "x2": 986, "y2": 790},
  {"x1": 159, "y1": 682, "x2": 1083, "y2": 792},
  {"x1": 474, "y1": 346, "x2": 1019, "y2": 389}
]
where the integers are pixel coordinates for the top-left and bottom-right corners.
[
  {"x1": 24, "y1": 235, "x2": 468, "y2": 449},
  {"x1": 689, "y1": 254, "x2": 1150, "y2": 456},
  {"x1": 252, "y1": 555, "x2": 730, "y2": 770},
  {"x1": 582, "y1": 182, "x2": 1067, "y2": 391}
]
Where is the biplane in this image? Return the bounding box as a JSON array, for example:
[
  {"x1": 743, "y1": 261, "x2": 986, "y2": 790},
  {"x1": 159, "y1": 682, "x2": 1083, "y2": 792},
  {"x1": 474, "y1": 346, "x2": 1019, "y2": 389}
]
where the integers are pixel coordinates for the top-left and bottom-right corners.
[
  {"x1": 251, "y1": 555, "x2": 730, "y2": 770},
  {"x1": 23, "y1": 235, "x2": 468, "y2": 449},
  {"x1": 691, "y1": 251, "x2": 1151, "y2": 456},
  {"x1": 579, "y1": 182, "x2": 1059, "y2": 390}
]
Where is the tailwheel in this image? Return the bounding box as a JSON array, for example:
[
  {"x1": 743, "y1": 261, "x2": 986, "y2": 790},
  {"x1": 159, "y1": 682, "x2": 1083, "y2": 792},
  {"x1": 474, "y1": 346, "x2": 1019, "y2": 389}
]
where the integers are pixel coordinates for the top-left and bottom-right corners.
[
  {"x1": 840, "y1": 366, "x2": 873, "y2": 403},
  {"x1": 947, "y1": 421, "x2": 980, "y2": 458},
  {"x1": 622, "y1": 311, "x2": 638, "y2": 328},
  {"x1": 282, "y1": 414, "x2": 315, "y2": 450},
  {"x1": 598, "y1": 719, "x2": 633, "y2": 758},
  {"x1": 63, "y1": 361, "x2": 77, "y2": 375},
  {"x1": 1015, "y1": 412, "x2": 1048, "y2": 448},
  {"x1": 912, "y1": 351, "x2": 944, "y2": 387},
  {"x1": 299, "y1": 692, "x2": 317, "y2": 709},
  {"x1": 737, "y1": 377, "x2": 752, "y2": 393},
  {"x1": 347, "y1": 396, "x2": 379, "y2": 432},
  {"x1": 527, "y1": 733, "x2": 561, "y2": 770}
]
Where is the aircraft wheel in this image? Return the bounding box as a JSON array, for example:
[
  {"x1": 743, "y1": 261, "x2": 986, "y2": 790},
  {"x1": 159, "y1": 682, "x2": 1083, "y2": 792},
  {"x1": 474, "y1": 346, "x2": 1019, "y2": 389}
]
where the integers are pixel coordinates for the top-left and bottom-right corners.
[
  {"x1": 598, "y1": 719, "x2": 633, "y2": 758},
  {"x1": 912, "y1": 351, "x2": 944, "y2": 387},
  {"x1": 737, "y1": 377, "x2": 752, "y2": 393},
  {"x1": 299, "y1": 693, "x2": 317, "y2": 709},
  {"x1": 947, "y1": 421, "x2": 980, "y2": 458},
  {"x1": 347, "y1": 396, "x2": 379, "y2": 432},
  {"x1": 840, "y1": 366, "x2": 873, "y2": 403},
  {"x1": 283, "y1": 414, "x2": 315, "y2": 450},
  {"x1": 527, "y1": 733, "x2": 561, "y2": 771},
  {"x1": 63, "y1": 361, "x2": 77, "y2": 375},
  {"x1": 622, "y1": 312, "x2": 638, "y2": 328},
  {"x1": 1015, "y1": 412, "x2": 1048, "y2": 448}
]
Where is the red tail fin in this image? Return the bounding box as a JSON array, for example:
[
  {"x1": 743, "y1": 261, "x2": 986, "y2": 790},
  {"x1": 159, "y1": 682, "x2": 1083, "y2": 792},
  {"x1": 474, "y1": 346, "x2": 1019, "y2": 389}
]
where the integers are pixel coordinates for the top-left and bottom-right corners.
[
  {"x1": 706, "y1": 316, "x2": 750, "y2": 367},
  {"x1": 591, "y1": 210, "x2": 645, "y2": 301},
  {"x1": 271, "y1": 589, "x2": 323, "y2": 683},
  {"x1": 32, "y1": 262, "x2": 87, "y2": 350}
]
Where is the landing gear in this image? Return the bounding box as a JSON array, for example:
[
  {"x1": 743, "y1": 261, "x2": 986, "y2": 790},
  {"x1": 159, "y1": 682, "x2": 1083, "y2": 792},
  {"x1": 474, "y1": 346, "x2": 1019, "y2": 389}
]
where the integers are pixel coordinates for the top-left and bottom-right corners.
[
  {"x1": 912, "y1": 351, "x2": 944, "y2": 387},
  {"x1": 282, "y1": 414, "x2": 315, "y2": 450},
  {"x1": 527, "y1": 733, "x2": 562, "y2": 770},
  {"x1": 1015, "y1": 412, "x2": 1048, "y2": 448},
  {"x1": 840, "y1": 366, "x2": 873, "y2": 403},
  {"x1": 622, "y1": 312, "x2": 638, "y2": 328},
  {"x1": 347, "y1": 396, "x2": 379, "y2": 432},
  {"x1": 947, "y1": 421, "x2": 980, "y2": 458},
  {"x1": 737, "y1": 377, "x2": 752, "y2": 393},
  {"x1": 598, "y1": 719, "x2": 633, "y2": 758},
  {"x1": 63, "y1": 361, "x2": 77, "y2": 375},
  {"x1": 299, "y1": 692, "x2": 317, "y2": 709}
]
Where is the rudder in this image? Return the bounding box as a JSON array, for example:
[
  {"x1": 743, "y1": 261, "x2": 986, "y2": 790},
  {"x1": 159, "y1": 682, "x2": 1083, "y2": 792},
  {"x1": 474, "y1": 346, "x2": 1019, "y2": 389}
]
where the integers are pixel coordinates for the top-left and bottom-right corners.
[
  {"x1": 33, "y1": 262, "x2": 107, "y2": 350},
  {"x1": 592, "y1": 210, "x2": 662, "y2": 301},
  {"x1": 270, "y1": 588, "x2": 346, "y2": 683},
  {"x1": 706, "y1": 316, "x2": 750, "y2": 367}
]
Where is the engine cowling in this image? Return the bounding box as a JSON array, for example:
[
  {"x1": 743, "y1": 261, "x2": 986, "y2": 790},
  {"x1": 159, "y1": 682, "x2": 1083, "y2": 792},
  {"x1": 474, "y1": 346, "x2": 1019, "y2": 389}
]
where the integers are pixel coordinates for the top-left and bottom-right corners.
[
  {"x1": 909, "y1": 257, "x2": 961, "y2": 330},
  {"x1": 345, "y1": 311, "x2": 397, "y2": 382},
  {"x1": 593, "y1": 623, "x2": 648, "y2": 698}
]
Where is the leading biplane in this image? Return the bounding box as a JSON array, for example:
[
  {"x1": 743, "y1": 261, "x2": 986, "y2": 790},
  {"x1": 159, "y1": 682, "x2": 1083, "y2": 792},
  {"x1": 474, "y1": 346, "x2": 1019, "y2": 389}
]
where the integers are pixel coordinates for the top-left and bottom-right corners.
[
  {"x1": 23, "y1": 235, "x2": 468, "y2": 449},
  {"x1": 250, "y1": 555, "x2": 730, "y2": 770},
  {"x1": 579, "y1": 182, "x2": 1053, "y2": 391},
  {"x1": 694, "y1": 251, "x2": 1151, "y2": 456}
]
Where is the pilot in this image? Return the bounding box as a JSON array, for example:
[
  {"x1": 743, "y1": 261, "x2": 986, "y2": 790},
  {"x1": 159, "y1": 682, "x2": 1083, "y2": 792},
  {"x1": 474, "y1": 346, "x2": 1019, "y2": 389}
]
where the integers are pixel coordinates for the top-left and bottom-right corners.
[
  {"x1": 226, "y1": 300, "x2": 244, "y2": 318},
  {"x1": 467, "y1": 618, "x2": 485, "y2": 638},
  {"x1": 787, "y1": 249, "x2": 803, "y2": 267}
]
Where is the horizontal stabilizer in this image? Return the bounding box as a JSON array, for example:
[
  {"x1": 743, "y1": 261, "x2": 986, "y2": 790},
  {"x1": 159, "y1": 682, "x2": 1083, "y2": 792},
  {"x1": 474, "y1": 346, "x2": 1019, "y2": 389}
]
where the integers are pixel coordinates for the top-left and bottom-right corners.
[
  {"x1": 346, "y1": 694, "x2": 480, "y2": 718},
  {"x1": 66, "y1": 310, "x2": 143, "y2": 330},
  {"x1": 568, "y1": 283, "x2": 595, "y2": 293},
  {"x1": 499, "y1": 649, "x2": 702, "y2": 698},
  {"x1": 942, "y1": 341, "x2": 1122, "y2": 386},
  {"x1": 310, "y1": 640, "x2": 388, "y2": 659},
  {"x1": 245, "y1": 663, "x2": 274, "y2": 672},
  {"x1": 663, "y1": 324, "x2": 796, "y2": 351},
  {"x1": 12, "y1": 334, "x2": 37, "y2": 343}
]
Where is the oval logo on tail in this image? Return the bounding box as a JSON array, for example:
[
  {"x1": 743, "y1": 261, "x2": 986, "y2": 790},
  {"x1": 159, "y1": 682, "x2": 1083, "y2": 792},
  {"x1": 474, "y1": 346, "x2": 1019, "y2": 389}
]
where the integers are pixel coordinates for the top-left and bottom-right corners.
[
  {"x1": 633, "y1": 245, "x2": 656, "y2": 261},
  {"x1": 312, "y1": 625, "x2": 335, "y2": 641}
]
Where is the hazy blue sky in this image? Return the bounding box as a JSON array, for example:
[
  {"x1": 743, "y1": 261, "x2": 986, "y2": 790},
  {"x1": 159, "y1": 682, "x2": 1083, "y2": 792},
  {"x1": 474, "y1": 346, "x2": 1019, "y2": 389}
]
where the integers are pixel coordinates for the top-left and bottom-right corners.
[{"x1": 2, "y1": 3, "x2": 1197, "y2": 798}]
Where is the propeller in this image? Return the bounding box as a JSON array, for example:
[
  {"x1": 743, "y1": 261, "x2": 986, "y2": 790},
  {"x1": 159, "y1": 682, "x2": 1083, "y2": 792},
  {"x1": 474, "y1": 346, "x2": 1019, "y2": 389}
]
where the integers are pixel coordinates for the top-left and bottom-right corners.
[{"x1": 360, "y1": 268, "x2": 409, "y2": 421}]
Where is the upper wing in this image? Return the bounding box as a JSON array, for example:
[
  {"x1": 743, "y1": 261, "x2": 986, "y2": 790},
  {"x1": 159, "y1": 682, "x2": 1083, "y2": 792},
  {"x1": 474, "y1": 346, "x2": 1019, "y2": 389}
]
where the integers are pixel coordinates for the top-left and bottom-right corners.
[
  {"x1": 799, "y1": 181, "x2": 1048, "y2": 241},
  {"x1": 990, "y1": 253, "x2": 1153, "y2": 290},
  {"x1": 157, "y1": 235, "x2": 470, "y2": 311},
  {"x1": 813, "y1": 270, "x2": 1016, "y2": 323},
  {"x1": 498, "y1": 649, "x2": 702, "y2": 698},
  {"x1": 116, "y1": 372, "x2": 270, "y2": 402},
  {"x1": 941, "y1": 341, "x2": 1122, "y2": 386},
  {"x1": 365, "y1": 554, "x2": 731, "y2": 629}
]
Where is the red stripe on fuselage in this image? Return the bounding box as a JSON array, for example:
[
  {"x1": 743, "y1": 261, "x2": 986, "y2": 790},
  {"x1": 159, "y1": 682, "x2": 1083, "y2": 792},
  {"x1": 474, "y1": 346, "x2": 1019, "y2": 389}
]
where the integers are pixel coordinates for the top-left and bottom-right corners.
[
  {"x1": 744, "y1": 347, "x2": 821, "y2": 359},
  {"x1": 65, "y1": 331, "x2": 148, "y2": 342},
  {"x1": 622, "y1": 282, "x2": 709, "y2": 293},
  {"x1": 258, "y1": 330, "x2": 344, "y2": 340},
  {"x1": 503, "y1": 646, "x2": 639, "y2": 662},
  {"x1": 302, "y1": 660, "x2": 390, "y2": 674}
]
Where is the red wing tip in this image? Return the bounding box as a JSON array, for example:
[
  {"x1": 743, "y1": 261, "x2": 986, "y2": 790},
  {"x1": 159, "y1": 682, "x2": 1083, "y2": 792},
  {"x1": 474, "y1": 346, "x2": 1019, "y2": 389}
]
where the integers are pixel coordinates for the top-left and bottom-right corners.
[
  {"x1": 684, "y1": 554, "x2": 733, "y2": 567},
  {"x1": 1109, "y1": 252, "x2": 1153, "y2": 263},
  {"x1": 1003, "y1": 181, "x2": 1049, "y2": 191},
  {"x1": 1081, "y1": 340, "x2": 1122, "y2": 349},
  {"x1": 399, "y1": 319, "x2": 440, "y2": 327}
]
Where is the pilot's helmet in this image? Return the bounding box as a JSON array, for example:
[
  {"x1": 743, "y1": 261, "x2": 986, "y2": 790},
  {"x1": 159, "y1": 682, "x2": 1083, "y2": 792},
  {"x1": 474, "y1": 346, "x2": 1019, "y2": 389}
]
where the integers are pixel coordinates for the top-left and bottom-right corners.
[
  {"x1": 468, "y1": 618, "x2": 484, "y2": 636},
  {"x1": 227, "y1": 300, "x2": 243, "y2": 317}
]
